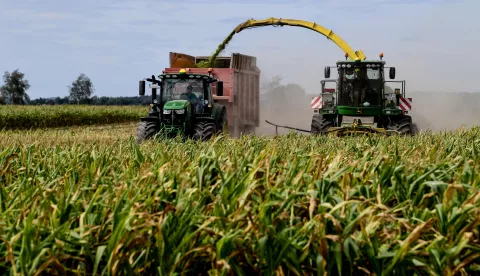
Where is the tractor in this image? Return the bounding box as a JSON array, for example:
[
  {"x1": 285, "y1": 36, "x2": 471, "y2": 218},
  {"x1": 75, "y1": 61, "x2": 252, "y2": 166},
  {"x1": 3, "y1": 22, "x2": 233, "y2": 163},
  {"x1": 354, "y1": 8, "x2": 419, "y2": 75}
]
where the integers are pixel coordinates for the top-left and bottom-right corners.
[
  {"x1": 311, "y1": 53, "x2": 416, "y2": 136},
  {"x1": 136, "y1": 68, "x2": 228, "y2": 143}
]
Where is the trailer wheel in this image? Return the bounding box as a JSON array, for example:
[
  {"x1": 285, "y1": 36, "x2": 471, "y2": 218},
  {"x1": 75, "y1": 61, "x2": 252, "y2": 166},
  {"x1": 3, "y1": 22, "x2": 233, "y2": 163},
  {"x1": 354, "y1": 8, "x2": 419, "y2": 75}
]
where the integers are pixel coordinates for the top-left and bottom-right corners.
[
  {"x1": 136, "y1": 121, "x2": 160, "y2": 144},
  {"x1": 217, "y1": 109, "x2": 228, "y2": 134},
  {"x1": 193, "y1": 121, "x2": 216, "y2": 141},
  {"x1": 311, "y1": 114, "x2": 333, "y2": 134}
]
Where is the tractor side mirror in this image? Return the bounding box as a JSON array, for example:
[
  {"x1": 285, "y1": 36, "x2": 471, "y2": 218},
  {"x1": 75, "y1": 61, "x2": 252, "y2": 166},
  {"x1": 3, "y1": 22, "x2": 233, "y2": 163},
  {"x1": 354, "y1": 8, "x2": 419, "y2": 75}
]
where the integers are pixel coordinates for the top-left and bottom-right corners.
[
  {"x1": 139, "y1": 80, "x2": 145, "y2": 96},
  {"x1": 217, "y1": 81, "x2": 224, "y2": 96},
  {"x1": 389, "y1": 67, "x2": 396, "y2": 79},
  {"x1": 324, "y1": 66, "x2": 330, "y2": 78}
]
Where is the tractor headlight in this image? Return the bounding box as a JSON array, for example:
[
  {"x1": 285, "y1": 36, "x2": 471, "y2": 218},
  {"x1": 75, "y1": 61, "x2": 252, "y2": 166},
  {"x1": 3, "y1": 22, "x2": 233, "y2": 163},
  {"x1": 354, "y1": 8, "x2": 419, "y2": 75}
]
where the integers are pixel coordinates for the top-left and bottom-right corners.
[
  {"x1": 175, "y1": 109, "x2": 185, "y2": 115},
  {"x1": 163, "y1": 110, "x2": 171, "y2": 114}
]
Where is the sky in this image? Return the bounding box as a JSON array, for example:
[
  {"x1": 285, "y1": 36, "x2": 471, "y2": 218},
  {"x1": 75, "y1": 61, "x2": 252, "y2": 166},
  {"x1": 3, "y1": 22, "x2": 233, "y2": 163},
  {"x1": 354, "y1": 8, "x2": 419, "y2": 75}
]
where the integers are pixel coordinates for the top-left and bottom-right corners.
[{"x1": 0, "y1": 0, "x2": 479, "y2": 100}]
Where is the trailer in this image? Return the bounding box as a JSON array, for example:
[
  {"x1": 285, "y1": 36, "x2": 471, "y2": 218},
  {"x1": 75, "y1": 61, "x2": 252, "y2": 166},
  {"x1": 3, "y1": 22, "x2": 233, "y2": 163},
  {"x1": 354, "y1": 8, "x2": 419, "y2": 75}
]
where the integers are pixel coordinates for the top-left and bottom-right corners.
[{"x1": 165, "y1": 52, "x2": 260, "y2": 138}]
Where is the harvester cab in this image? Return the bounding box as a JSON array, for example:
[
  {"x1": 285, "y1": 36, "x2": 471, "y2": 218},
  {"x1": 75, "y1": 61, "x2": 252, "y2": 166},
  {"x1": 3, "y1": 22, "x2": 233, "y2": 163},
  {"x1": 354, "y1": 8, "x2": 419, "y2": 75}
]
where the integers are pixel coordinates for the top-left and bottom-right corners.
[
  {"x1": 136, "y1": 68, "x2": 228, "y2": 143},
  {"x1": 311, "y1": 53, "x2": 415, "y2": 136}
]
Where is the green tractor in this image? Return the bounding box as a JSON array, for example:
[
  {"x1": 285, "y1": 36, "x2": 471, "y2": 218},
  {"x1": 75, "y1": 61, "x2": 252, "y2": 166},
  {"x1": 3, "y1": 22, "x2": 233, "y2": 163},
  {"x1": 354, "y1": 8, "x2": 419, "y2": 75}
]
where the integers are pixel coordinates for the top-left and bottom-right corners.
[
  {"x1": 311, "y1": 53, "x2": 416, "y2": 136},
  {"x1": 136, "y1": 68, "x2": 228, "y2": 143}
]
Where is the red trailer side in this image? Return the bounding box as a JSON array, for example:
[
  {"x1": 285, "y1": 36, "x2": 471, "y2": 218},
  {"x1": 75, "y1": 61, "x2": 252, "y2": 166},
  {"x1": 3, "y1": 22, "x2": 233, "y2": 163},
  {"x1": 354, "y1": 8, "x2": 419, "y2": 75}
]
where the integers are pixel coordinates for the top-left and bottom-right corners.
[{"x1": 165, "y1": 52, "x2": 260, "y2": 137}]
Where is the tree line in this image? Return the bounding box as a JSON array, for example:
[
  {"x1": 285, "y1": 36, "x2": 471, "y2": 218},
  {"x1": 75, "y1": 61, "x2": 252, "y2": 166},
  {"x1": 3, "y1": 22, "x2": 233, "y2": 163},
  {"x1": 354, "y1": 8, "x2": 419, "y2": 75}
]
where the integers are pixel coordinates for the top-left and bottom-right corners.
[
  {"x1": 0, "y1": 69, "x2": 313, "y2": 107},
  {"x1": 0, "y1": 69, "x2": 150, "y2": 105}
]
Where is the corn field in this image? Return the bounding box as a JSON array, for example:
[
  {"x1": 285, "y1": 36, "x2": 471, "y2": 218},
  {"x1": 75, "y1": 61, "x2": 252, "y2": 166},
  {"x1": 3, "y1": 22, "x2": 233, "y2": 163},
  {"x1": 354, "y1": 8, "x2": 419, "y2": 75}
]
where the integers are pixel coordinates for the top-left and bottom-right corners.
[
  {"x1": 0, "y1": 105, "x2": 146, "y2": 130},
  {"x1": 0, "y1": 124, "x2": 479, "y2": 275}
]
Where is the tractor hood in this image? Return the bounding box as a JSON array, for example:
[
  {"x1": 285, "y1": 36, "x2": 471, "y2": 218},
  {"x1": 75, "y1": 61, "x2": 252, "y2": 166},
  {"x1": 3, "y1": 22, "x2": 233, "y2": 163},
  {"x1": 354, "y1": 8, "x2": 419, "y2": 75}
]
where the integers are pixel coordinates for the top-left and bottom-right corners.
[{"x1": 163, "y1": 100, "x2": 189, "y2": 110}]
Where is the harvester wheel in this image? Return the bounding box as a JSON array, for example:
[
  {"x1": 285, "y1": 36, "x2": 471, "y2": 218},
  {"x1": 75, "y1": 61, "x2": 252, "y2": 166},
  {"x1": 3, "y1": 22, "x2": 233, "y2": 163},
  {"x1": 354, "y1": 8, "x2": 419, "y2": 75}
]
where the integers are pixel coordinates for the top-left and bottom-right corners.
[
  {"x1": 386, "y1": 115, "x2": 413, "y2": 135},
  {"x1": 311, "y1": 114, "x2": 333, "y2": 134},
  {"x1": 136, "y1": 121, "x2": 160, "y2": 144},
  {"x1": 193, "y1": 121, "x2": 216, "y2": 141},
  {"x1": 412, "y1": 123, "x2": 419, "y2": 135}
]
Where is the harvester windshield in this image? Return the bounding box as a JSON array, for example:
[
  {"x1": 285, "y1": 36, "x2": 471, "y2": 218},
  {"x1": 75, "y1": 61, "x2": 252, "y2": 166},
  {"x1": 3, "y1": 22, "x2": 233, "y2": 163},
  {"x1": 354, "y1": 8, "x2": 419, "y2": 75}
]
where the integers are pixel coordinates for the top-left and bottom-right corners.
[{"x1": 338, "y1": 66, "x2": 382, "y2": 107}]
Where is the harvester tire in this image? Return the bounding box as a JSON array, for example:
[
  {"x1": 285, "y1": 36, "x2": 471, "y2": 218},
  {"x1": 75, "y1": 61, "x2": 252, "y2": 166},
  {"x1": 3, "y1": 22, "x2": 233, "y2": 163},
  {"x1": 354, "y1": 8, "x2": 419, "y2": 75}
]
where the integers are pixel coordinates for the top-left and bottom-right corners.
[
  {"x1": 412, "y1": 123, "x2": 419, "y2": 135},
  {"x1": 136, "y1": 121, "x2": 160, "y2": 144},
  {"x1": 311, "y1": 114, "x2": 333, "y2": 134},
  {"x1": 386, "y1": 115, "x2": 413, "y2": 135},
  {"x1": 193, "y1": 121, "x2": 216, "y2": 141}
]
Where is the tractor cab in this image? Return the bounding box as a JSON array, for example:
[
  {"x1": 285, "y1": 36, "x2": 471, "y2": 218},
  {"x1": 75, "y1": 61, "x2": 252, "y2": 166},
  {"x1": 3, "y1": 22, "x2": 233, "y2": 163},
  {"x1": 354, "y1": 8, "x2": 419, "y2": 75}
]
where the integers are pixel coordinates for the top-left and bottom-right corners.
[{"x1": 159, "y1": 72, "x2": 215, "y2": 116}]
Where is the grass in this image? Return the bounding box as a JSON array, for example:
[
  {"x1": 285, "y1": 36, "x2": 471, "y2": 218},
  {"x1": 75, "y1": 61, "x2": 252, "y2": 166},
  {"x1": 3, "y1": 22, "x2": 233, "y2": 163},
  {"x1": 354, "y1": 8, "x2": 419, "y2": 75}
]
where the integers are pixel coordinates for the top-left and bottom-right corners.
[
  {"x1": 0, "y1": 124, "x2": 479, "y2": 275},
  {"x1": 0, "y1": 105, "x2": 147, "y2": 130}
]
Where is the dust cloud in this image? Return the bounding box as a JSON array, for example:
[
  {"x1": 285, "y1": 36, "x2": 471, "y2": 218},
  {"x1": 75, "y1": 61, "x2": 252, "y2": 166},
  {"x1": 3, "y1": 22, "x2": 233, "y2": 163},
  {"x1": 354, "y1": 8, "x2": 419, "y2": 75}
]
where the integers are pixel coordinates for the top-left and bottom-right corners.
[
  {"x1": 255, "y1": 100, "x2": 314, "y2": 136},
  {"x1": 407, "y1": 92, "x2": 480, "y2": 132}
]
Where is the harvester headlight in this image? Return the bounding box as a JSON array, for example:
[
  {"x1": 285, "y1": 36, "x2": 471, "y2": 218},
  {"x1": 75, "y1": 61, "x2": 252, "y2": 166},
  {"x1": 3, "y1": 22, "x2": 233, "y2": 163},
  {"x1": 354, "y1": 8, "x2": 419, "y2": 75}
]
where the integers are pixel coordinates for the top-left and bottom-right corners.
[
  {"x1": 163, "y1": 110, "x2": 171, "y2": 114},
  {"x1": 175, "y1": 109, "x2": 185, "y2": 115},
  {"x1": 367, "y1": 64, "x2": 371, "y2": 68},
  {"x1": 341, "y1": 64, "x2": 346, "y2": 68},
  {"x1": 347, "y1": 64, "x2": 351, "y2": 68}
]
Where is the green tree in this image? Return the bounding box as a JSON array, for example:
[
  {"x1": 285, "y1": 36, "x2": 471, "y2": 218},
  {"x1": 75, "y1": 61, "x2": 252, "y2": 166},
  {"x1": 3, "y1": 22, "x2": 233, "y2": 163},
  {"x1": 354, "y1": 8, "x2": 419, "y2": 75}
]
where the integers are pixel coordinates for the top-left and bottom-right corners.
[
  {"x1": 0, "y1": 69, "x2": 31, "y2": 104},
  {"x1": 68, "y1": 73, "x2": 94, "y2": 104}
]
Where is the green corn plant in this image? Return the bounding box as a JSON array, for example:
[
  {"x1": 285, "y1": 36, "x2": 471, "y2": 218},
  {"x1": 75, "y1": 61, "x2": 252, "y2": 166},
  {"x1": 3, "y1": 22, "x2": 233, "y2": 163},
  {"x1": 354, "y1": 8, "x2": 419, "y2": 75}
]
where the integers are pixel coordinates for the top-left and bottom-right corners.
[{"x1": 0, "y1": 125, "x2": 479, "y2": 275}]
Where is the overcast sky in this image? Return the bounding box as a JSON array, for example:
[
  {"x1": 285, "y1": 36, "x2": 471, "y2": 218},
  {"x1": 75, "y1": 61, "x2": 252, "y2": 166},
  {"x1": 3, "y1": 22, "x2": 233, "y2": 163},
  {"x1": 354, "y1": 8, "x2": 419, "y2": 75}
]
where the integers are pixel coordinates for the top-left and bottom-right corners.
[{"x1": 0, "y1": 0, "x2": 478, "y2": 99}]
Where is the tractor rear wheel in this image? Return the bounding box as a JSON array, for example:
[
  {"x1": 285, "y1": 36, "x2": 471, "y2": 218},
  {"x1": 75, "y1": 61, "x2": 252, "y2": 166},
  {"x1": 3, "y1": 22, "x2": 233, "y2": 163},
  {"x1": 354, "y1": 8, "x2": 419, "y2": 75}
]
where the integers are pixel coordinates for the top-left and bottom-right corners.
[
  {"x1": 386, "y1": 115, "x2": 413, "y2": 135},
  {"x1": 136, "y1": 121, "x2": 160, "y2": 144},
  {"x1": 311, "y1": 114, "x2": 333, "y2": 134},
  {"x1": 193, "y1": 121, "x2": 216, "y2": 141}
]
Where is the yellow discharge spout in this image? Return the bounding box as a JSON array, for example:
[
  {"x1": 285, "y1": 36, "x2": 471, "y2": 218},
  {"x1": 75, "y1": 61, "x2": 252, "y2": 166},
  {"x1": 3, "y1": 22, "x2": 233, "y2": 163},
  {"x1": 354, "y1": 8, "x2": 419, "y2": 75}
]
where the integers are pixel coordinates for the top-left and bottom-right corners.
[{"x1": 207, "y1": 17, "x2": 366, "y2": 67}]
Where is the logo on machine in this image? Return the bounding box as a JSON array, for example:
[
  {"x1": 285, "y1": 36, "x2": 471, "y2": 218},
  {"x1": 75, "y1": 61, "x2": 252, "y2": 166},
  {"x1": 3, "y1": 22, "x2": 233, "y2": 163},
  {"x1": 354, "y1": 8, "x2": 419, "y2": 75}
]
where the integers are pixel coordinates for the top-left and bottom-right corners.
[{"x1": 356, "y1": 109, "x2": 362, "y2": 114}]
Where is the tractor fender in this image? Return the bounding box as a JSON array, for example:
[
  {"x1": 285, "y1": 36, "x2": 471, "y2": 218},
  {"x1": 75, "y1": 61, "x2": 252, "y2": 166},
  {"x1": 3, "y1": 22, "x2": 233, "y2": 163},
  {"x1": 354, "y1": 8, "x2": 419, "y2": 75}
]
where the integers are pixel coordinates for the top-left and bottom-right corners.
[
  {"x1": 212, "y1": 104, "x2": 227, "y2": 124},
  {"x1": 140, "y1": 115, "x2": 159, "y2": 122}
]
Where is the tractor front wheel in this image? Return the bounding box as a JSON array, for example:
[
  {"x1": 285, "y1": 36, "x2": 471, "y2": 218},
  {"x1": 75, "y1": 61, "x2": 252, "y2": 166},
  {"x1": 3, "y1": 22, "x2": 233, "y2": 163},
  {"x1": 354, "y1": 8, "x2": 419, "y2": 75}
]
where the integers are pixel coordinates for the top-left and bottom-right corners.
[
  {"x1": 136, "y1": 121, "x2": 160, "y2": 144},
  {"x1": 193, "y1": 121, "x2": 216, "y2": 141},
  {"x1": 311, "y1": 114, "x2": 333, "y2": 134}
]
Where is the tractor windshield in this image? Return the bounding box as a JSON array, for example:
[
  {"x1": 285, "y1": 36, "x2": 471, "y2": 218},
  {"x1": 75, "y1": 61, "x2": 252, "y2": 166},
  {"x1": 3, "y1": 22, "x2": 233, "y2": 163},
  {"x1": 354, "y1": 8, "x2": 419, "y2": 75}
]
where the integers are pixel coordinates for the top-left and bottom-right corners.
[
  {"x1": 338, "y1": 67, "x2": 382, "y2": 107},
  {"x1": 162, "y1": 78, "x2": 205, "y2": 107}
]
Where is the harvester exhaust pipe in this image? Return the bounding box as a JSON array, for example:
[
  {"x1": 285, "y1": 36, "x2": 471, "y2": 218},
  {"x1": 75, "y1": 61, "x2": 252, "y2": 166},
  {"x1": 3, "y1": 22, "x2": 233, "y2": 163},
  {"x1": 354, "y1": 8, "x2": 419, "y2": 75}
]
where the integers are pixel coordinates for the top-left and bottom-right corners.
[
  {"x1": 139, "y1": 80, "x2": 145, "y2": 96},
  {"x1": 150, "y1": 75, "x2": 157, "y2": 103}
]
